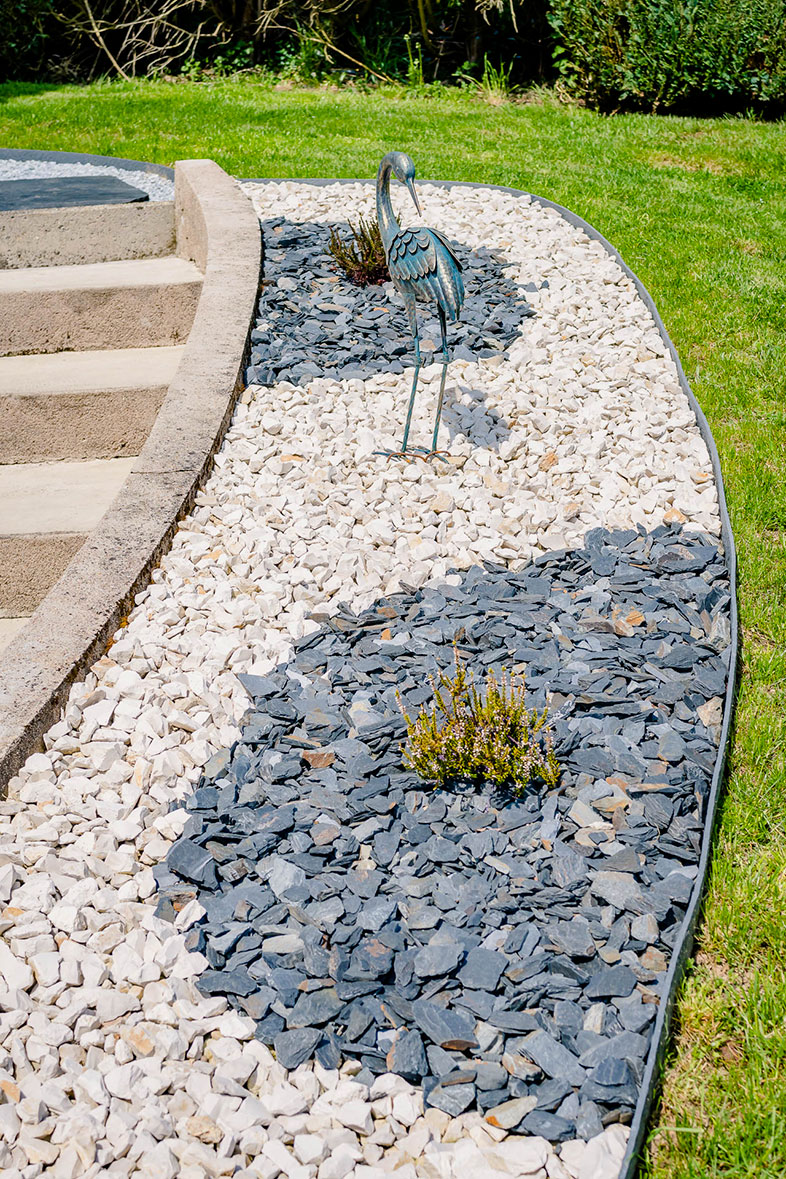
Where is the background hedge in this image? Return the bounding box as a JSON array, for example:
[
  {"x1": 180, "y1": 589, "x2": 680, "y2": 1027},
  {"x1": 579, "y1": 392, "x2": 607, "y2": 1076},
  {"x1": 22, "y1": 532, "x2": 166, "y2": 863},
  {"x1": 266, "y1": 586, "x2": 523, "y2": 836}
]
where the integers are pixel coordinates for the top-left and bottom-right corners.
[
  {"x1": 549, "y1": 0, "x2": 786, "y2": 112},
  {"x1": 2, "y1": 0, "x2": 785, "y2": 115}
]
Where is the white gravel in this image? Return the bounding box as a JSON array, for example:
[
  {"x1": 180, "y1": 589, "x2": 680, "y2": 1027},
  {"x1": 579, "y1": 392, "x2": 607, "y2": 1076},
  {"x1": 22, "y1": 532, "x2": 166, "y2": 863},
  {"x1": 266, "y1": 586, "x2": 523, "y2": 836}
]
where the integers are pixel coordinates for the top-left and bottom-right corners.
[
  {"x1": 0, "y1": 179, "x2": 722, "y2": 1179},
  {"x1": 0, "y1": 156, "x2": 174, "y2": 201}
]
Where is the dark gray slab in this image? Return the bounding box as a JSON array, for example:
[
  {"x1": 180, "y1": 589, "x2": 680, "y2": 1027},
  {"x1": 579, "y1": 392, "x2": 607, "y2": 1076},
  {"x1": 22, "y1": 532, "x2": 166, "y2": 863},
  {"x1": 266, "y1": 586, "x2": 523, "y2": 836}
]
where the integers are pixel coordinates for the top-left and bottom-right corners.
[{"x1": 0, "y1": 175, "x2": 149, "y2": 211}]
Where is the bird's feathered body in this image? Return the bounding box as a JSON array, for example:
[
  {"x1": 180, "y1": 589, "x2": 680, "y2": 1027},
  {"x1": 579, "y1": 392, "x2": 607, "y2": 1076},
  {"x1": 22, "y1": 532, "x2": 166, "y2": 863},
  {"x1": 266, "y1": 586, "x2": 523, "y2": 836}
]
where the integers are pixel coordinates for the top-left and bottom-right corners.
[
  {"x1": 373, "y1": 150, "x2": 465, "y2": 459},
  {"x1": 387, "y1": 225, "x2": 464, "y2": 320}
]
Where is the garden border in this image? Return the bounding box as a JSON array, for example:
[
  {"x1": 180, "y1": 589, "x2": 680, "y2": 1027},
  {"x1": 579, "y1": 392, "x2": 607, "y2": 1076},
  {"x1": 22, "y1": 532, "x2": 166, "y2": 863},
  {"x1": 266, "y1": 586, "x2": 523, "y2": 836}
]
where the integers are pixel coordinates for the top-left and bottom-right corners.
[
  {"x1": 244, "y1": 175, "x2": 739, "y2": 1179},
  {"x1": 0, "y1": 153, "x2": 738, "y2": 1171}
]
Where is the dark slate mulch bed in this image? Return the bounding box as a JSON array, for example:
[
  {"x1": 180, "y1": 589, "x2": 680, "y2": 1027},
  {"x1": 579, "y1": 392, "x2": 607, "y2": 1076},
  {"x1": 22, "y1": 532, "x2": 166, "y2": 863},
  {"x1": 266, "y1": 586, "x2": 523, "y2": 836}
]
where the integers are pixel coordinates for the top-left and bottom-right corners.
[
  {"x1": 247, "y1": 216, "x2": 535, "y2": 387},
  {"x1": 155, "y1": 524, "x2": 730, "y2": 1141}
]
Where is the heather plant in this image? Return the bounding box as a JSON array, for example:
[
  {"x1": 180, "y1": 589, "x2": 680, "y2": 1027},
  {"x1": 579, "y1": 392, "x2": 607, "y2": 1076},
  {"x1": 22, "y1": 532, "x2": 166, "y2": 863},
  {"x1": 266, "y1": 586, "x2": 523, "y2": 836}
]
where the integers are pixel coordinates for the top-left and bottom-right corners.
[
  {"x1": 399, "y1": 646, "x2": 561, "y2": 793},
  {"x1": 328, "y1": 216, "x2": 389, "y2": 286}
]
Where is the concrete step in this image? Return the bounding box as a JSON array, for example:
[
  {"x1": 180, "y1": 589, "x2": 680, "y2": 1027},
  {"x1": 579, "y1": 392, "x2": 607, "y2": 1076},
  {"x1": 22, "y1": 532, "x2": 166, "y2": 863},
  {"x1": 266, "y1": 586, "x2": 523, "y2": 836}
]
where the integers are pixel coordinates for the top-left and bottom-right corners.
[
  {"x1": 0, "y1": 457, "x2": 135, "y2": 535},
  {"x1": 0, "y1": 457, "x2": 134, "y2": 615},
  {"x1": 0, "y1": 345, "x2": 185, "y2": 463},
  {"x1": 0, "y1": 256, "x2": 202, "y2": 355},
  {"x1": 0, "y1": 618, "x2": 28, "y2": 652},
  {"x1": 0, "y1": 534, "x2": 85, "y2": 617},
  {"x1": 0, "y1": 200, "x2": 175, "y2": 268}
]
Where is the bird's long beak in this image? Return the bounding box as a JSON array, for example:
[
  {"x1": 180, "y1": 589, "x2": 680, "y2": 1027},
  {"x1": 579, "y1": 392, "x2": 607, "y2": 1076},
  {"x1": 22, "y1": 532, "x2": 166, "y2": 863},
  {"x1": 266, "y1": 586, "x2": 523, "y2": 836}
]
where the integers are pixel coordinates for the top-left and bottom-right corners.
[{"x1": 405, "y1": 178, "x2": 422, "y2": 216}]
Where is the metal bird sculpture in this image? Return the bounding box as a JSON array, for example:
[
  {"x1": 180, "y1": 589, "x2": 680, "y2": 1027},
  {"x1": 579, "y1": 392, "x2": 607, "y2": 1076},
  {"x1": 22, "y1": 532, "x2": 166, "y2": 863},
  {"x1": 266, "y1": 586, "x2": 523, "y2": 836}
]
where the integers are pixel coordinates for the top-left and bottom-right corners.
[{"x1": 376, "y1": 150, "x2": 465, "y2": 460}]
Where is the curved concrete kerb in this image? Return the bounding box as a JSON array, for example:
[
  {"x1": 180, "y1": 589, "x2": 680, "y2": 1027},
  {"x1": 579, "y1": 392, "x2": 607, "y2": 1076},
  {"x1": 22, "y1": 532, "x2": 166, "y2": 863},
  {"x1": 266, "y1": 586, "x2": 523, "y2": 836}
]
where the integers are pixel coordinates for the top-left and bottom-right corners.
[{"x1": 0, "y1": 159, "x2": 262, "y2": 787}]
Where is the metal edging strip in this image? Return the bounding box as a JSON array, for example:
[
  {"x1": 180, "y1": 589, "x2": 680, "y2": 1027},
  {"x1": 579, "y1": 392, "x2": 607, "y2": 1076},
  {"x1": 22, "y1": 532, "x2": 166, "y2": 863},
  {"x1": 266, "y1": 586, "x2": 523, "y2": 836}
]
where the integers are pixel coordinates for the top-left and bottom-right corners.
[
  {"x1": 0, "y1": 146, "x2": 174, "y2": 178},
  {"x1": 247, "y1": 175, "x2": 741, "y2": 1179}
]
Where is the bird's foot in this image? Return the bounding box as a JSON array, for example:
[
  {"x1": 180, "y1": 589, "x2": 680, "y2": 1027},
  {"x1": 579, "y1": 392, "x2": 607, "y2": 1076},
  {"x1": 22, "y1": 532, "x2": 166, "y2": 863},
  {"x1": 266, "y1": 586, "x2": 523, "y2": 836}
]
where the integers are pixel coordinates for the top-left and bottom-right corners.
[
  {"x1": 373, "y1": 448, "x2": 424, "y2": 463},
  {"x1": 372, "y1": 447, "x2": 450, "y2": 465}
]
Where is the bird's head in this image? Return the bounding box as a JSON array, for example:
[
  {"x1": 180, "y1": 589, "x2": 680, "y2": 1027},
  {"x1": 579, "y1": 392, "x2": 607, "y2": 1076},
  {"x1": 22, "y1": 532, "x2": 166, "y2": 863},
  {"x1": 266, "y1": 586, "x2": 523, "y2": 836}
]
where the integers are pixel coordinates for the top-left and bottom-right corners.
[{"x1": 383, "y1": 150, "x2": 422, "y2": 216}]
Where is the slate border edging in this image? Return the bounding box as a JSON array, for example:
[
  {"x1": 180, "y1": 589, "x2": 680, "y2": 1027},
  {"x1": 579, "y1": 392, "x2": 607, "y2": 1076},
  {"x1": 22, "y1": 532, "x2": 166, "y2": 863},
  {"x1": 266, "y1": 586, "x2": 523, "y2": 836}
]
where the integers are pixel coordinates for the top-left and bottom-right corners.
[
  {"x1": 0, "y1": 158, "x2": 262, "y2": 788},
  {"x1": 242, "y1": 175, "x2": 739, "y2": 1179}
]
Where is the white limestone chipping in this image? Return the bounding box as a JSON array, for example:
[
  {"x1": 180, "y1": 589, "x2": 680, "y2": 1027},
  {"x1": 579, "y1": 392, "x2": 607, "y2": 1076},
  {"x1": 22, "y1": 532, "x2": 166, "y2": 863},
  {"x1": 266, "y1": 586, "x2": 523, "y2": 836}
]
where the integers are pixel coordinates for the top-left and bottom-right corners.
[{"x1": 0, "y1": 180, "x2": 722, "y2": 1179}]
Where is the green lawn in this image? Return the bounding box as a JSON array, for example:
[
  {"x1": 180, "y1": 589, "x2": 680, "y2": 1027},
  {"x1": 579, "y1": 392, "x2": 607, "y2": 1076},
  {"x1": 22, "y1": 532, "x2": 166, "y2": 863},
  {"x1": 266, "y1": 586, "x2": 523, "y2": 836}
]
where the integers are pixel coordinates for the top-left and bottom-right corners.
[{"x1": 2, "y1": 77, "x2": 786, "y2": 1177}]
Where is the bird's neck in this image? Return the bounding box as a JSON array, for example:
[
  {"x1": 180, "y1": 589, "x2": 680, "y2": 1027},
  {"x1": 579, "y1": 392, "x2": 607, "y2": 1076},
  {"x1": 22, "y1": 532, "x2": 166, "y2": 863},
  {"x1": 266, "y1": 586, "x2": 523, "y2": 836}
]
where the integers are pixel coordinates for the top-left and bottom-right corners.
[{"x1": 376, "y1": 158, "x2": 399, "y2": 253}]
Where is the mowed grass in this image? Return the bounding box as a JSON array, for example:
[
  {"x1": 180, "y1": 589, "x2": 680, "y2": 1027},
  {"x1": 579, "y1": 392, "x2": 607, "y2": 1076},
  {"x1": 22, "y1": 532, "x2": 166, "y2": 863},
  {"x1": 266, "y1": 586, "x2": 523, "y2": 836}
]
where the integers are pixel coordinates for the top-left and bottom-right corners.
[{"x1": 2, "y1": 78, "x2": 785, "y2": 1176}]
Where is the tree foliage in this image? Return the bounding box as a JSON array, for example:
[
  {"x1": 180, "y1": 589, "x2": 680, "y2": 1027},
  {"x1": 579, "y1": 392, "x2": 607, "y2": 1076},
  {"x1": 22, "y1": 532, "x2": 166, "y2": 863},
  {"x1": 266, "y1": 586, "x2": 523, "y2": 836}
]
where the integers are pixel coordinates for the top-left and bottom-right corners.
[
  {"x1": 0, "y1": 0, "x2": 56, "y2": 79},
  {"x1": 2, "y1": 0, "x2": 784, "y2": 116},
  {"x1": 1, "y1": 0, "x2": 548, "y2": 83}
]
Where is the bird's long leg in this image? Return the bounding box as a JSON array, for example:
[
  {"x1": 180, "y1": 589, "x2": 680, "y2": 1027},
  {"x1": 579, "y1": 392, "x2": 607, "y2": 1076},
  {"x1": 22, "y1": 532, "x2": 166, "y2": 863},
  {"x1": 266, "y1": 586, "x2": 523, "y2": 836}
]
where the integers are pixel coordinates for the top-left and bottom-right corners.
[
  {"x1": 427, "y1": 307, "x2": 450, "y2": 461},
  {"x1": 400, "y1": 302, "x2": 422, "y2": 455},
  {"x1": 374, "y1": 299, "x2": 426, "y2": 461}
]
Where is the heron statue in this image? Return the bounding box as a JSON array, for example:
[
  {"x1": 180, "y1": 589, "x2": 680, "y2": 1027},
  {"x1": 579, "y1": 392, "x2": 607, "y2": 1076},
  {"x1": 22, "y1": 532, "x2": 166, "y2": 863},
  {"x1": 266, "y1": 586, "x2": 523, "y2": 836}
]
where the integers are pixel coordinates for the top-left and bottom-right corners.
[{"x1": 376, "y1": 150, "x2": 465, "y2": 460}]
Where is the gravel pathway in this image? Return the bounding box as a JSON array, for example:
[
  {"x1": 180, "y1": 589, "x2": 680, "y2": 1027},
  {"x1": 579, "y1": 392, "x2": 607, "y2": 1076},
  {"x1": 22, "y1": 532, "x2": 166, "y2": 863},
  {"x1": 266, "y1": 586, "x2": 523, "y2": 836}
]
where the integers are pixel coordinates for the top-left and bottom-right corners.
[
  {"x1": 0, "y1": 158, "x2": 174, "y2": 202},
  {"x1": 0, "y1": 181, "x2": 727, "y2": 1179}
]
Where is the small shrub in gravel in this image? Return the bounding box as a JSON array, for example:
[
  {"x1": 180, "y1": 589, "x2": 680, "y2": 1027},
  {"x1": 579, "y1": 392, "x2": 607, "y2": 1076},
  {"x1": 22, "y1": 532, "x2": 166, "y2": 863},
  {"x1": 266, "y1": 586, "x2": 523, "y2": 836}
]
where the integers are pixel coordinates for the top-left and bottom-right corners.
[
  {"x1": 328, "y1": 215, "x2": 390, "y2": 285},
  {"x1": 399, "y1": 645, "x2": 561, "y2": 792}
]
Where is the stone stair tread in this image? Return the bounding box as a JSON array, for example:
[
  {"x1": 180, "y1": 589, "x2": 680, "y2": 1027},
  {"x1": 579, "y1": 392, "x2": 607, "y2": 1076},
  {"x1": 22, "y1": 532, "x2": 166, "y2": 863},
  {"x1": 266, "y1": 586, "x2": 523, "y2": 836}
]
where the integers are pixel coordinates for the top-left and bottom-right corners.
[
  {"x1": 0, "y1": 457, "x2": 134, "y2": 536},
  {"x1": 0, "y1": 618, "x2": 28, "y2": 651},
  {"x1": 0, "y1": 255, "x2": 202, "y2": 294},
  {"x1": 0, "y1": 201, "x2": 175, "y2": 269},
  {"x1": 0, "y1": 345, "x2": 185, "y2": 398}
]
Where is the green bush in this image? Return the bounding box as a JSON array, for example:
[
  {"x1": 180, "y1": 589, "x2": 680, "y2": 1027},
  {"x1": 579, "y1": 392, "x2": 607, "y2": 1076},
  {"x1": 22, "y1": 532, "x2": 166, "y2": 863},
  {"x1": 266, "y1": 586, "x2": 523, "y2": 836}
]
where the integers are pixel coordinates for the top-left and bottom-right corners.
[
  {"x1": 0, "y1": 0, "x2": 56, "y2": 80},
  {"x1": 549, "y1": 0, "x2": 786, "y2": 112},
  {"x1": 399, "y1": 647, "x2": 561, "y2": 794}
]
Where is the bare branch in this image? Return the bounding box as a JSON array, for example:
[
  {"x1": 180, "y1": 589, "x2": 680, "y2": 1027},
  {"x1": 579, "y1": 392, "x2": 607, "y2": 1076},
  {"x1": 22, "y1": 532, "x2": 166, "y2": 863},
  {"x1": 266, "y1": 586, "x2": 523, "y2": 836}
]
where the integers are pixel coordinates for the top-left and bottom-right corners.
[{"x1": 81, "y1": 0, "x2": 131, "y2": 78}]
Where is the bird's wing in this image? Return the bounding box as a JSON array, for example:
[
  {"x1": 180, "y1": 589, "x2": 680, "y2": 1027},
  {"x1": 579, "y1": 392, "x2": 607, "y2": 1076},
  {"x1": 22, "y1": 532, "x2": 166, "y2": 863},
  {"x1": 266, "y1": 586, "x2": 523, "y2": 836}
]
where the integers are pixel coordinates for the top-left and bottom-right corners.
[
  {"x1": 429, "y1": 228, "x2": 464, "y2": 272},
  {"x1": 388, "y1": 226, "x2": 465, "y2": 318},
  {"x1": 387, "y1": 226, "x2": 438, "y2": 282}
]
